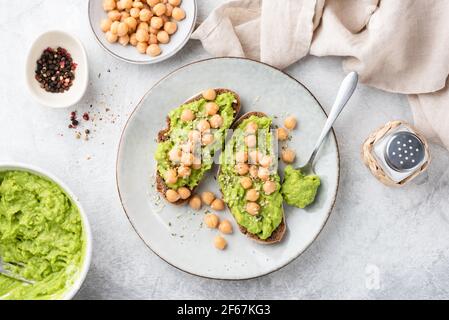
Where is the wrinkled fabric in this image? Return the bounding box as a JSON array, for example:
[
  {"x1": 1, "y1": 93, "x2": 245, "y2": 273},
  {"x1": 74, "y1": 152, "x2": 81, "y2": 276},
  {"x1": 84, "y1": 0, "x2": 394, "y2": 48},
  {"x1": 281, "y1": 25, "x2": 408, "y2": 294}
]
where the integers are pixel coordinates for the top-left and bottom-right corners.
[{"x1": 192, "y1": 0, "x2": 449, "y2": 149}]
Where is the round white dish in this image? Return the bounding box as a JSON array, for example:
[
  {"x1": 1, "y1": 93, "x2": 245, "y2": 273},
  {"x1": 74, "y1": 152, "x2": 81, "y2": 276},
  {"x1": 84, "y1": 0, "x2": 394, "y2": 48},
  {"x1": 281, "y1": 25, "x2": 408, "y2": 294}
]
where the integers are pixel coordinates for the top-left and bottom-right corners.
[
  {"x1": 0, "y1": 163, "x2": 92, "y2": 299},
  {"x1": 25, "y1": 30, "x2": 89, "y2": 108},
  {"x1": 88, "y1": 0, "x2": 197, "y2": 64},
  {"x1": 116, "y1": 57, "x2": 340, "y2": 280}
]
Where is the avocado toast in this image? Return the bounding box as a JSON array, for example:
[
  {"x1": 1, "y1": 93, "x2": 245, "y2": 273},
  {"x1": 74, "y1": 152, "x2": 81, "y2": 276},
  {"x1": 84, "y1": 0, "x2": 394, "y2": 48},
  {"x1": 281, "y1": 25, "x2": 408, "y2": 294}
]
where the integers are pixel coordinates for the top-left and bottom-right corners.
[
  {"x1": 155, "y1": 89, "x2": 241, "y2": 204},
  {"x1": 218, "y1": 112, "x2": 286, "y2": 244}
]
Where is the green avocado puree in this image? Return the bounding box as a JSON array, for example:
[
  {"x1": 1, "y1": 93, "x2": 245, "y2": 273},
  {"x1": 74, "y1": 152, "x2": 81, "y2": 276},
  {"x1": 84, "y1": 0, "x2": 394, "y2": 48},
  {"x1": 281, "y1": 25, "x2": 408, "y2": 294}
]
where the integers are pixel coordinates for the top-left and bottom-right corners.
[
  {"x1": 218, "y1": 116, "x2": 283, "y2": 240},
  {"x1": 0, "y1": 171, "x2": 85, "y2": 300},
  {"x1": 281, "y1": 165, "x2": 320, "y2": 208},
  {"x1": 155, "y1": 92, "x2": 237, "y2": 190}
]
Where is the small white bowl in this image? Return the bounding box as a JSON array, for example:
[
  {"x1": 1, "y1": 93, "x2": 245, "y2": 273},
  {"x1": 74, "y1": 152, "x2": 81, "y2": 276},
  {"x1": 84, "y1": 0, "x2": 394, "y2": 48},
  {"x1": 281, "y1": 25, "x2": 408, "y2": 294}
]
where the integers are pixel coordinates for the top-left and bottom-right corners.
[
  {"x1": 88, "y1": 0, "x2": 197, "y2": 64},
  {"x1": 25, "y1": 31, "x2": 89, "y2": 108},
  {"x1": 0, "y1": 163, "x2": 92, "y2": 300}
]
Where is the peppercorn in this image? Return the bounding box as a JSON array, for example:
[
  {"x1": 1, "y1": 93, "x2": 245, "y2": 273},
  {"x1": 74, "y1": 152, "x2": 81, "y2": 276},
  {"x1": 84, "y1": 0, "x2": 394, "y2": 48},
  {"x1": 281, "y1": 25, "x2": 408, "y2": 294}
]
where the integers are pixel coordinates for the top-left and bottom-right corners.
[{"x1": 35, "y1": 47, "x2": 77, "y2": 93}]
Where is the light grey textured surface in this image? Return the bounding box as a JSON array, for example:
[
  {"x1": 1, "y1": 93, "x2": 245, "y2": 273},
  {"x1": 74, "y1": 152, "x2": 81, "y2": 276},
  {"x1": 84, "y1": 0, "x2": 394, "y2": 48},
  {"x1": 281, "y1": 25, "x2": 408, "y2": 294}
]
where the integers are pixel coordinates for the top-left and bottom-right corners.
[{"x1": 1, "y1": 0, "x2": 448, "y2": 300}]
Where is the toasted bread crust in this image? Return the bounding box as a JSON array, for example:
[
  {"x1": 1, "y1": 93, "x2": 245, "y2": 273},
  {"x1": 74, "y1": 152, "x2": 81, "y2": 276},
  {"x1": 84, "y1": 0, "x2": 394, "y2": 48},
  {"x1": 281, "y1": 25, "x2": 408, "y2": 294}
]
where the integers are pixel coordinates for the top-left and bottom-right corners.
[
  {"x1": 218, "y1": 111, "x2": 287, "y2": 244},
  {"x1": 156, "y1": 89, "x2": 241, "y2": 205}
]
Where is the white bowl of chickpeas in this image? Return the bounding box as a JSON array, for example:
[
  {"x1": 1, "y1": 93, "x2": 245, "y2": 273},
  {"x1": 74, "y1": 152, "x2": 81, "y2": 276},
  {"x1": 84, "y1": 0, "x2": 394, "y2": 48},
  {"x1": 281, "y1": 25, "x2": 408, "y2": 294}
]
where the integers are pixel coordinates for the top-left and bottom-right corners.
[{"x1": 89, "y1": 0, "x2": 197, "y2": 64}]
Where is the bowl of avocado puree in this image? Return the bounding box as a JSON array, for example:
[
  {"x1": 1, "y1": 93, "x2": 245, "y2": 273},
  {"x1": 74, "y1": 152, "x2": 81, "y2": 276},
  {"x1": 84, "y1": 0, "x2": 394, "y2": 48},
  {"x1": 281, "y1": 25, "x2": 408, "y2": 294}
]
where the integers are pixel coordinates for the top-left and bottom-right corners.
[{"x1": 0, "y1": 163, "x2": 92, "y2": 300}]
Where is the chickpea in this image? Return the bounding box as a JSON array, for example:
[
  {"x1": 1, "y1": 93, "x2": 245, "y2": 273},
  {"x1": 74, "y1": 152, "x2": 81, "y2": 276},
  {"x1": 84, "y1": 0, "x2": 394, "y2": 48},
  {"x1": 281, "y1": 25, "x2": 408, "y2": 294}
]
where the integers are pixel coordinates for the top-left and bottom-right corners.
[
  {"x1": 161, "y1": 14, "x2": 169, "y2": 24},
  {"x1": 168, "y1": 147, "x2": 181, "y2": 163},
  {"x1": 248, "y1": 150, "x2": 261, "y2": 165},
  {"x1": 192, "y1": 159, "x2": 202, "y2": 170},
  {"x1": 165, "y1": 168, "x2": 178, "y2": 184},
  {"x1": 205, "y1": 102, "x2": 219, "y2": 116},
  {"x1": 147, "y1": 43, "x2": 162, "y2": 57},
  {"x1": 246, "y1": 189, "x2": 260, "y2": 202},
  {"x1": 149, "y1": 33, "x2": 158, "y2": 44},
  {"x1": 133, "y1": 1, "x2": 144, "y2": 8},
  {"x1": 240, "y1": 177, "x2": 252, "y2": 189},
  {"x1": 157, "y1": 30, "x2": 170, "y2": 44},
  {"x1": 117, "y1": 22, "x2": 129, "y2": 37},
  {"x1": 130, "y1": 33, "x2": 138, "y2": 46},
  {"x1": 202, "y1": 89, "x2": 216, "y2": 101},
  {"x1": 101, "y1": 19, "x2": 113, "y2": 32},
  {"x1": 181, "y1": 142, "x2": 193, "y2": 153},
  {"x1": 110, "y1": 21, "x2": 120, "y2": 34},
  {"x1": 209, "y1": 115, "x2": 223, "y2": 129},
  {"x1": 189, "y1": 195, "x2": 202, "y2": 210},
  {"x1": 201, "y1": 132, "x2": 214, "y2": 146},
  {"x1": 147, "y1": 44, "x2": 162, "y2": 57},
  {"x1": 197, "y1": 119, "x2": 211, "y2": 132},
  {"x1": 119, "y1": 34, "x2": 130, "y2": 46},
  {"x1": 235, "y1": 151, "x2": 248, "y2": 163},
  {"x1": 121, "y1": 0, "x2": 133, "y2": 10},
  {"x1": 136, "y1": 28, "x2": 149, "y2": 42},
  {"x1": 147, "y1": 0, "x2": 161, "y2": 6},
  {"x1": 249, "y1": 165, "x2": 259, "y2": 179},
  {"x1": 214, "y1": 235, "x2": 227, "y2": 250},
  {"x1": 245, "y1": 135, "x2": 257, "y2": 148},
  {"x1": 180, "y1": 109, "x2": 195, "y2": 122},
  {"x1": 263, "y1": 181, "x2": 276, "y2": 195},
  {"x1": 165, "y1": 4, "x2": 174, "y2": 17},
  {"x1": 245, "y1": 122, "x2": 258, "y2": 134},
  {"x1": 178, "y1": 187, "x2": 191, "y2": 200},
  {"x1": 181, "y1": 152, "x2": 194, "y2": 166},
  {"x1": 277, "y1": 127, "x2": 289, "y2": 141},
  {"x1": 259, "y1": 155, "x2": 272, "y2": 168},
  {"x1": 116, "y1": 0, "x2": 125, "y2": 10},
  {"x1": 218, "y1": 220, "x2": 233, "y2": 234},
  {"x1": 108, "y1": 10, "x2": 122, "y2": 21},
  {"x1": 235, "y1": 163, "x2": 249, "y2": 176},
  {"x1": 172, "y1": 7, "x2": 186, "y2": 21},
  {"x1": 140, "y1": 8, "x2": 153, "y2": 21},
  {"x1": 130, "y1": 7, "x2": 140, "y2": 18},
  {"x1": 246, "y1": 202, "x2": 260, "y2": 216},
  {"x1": 150, "y1": 16, "x2": 164, "y2": 29},
  {"x1": 138, "y1": 22, "x2": 149, "y2": 31},
  {"x1": 153, "y1": 3, "x2": 166, "y2": 16},
  {"x1": 201, "y1": 192, "x2": 215, "y2": 206},
  {"x1": 120, "y1": 12, "x2": 130, "y2": 22},
  {"x1": 103, "y1": 0, "x2": 116, "y2": 11},
  {"x1": 169, "y1": 0, "x2": 181, "y2": 6},
  {"x1": 149, "y1": 27, "x2": 158, "y2": 34},
  {"x1": 178, "y1": 165, "x2": 191, "y2": 178},
  {"x1": 136, "y1": 41, "x2": 148, "y2": 54},
  {"x1": 204, "y1": 213, "x2": 219, "y2": 229},
  {"x1": 284, "y1": 116, "x2": 297, "y2": 130},
  {"x1": 188, "y1": 130, "x2": 201, "y2": 142},
  {"x1": 211, "y1": 198, "x2": 225, "y2": 211},
  {"x1": 125, "y1": 17, "x2": 138, "y2": 31},
  {"x1": 166, "y1": 189, "x2": 180, "y2": 203},
  {"x1": 106, "y1": 31, "x2": 118, "y2": 43},
  {"x1": 258, "y1": 167, "x2": 270, "y2": 181},
  {"x1": 281, "y1": 149, "x2": 296, "y2": 164}
]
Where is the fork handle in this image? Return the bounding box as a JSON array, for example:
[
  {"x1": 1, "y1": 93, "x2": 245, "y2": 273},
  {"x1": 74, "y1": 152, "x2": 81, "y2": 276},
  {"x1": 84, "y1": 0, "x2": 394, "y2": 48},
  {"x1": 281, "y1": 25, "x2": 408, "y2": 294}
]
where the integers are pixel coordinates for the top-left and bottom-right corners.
[{"x1": 308, "y1": 72, "x2": 358, "y2": 165}]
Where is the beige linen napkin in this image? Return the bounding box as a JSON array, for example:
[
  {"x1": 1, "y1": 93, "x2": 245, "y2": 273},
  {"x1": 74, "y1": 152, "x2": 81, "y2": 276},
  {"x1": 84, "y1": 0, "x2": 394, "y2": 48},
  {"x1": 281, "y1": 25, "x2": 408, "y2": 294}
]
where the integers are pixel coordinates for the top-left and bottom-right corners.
[{"x1": 192, "y1": 0, "x2": 449, "y2": 149}]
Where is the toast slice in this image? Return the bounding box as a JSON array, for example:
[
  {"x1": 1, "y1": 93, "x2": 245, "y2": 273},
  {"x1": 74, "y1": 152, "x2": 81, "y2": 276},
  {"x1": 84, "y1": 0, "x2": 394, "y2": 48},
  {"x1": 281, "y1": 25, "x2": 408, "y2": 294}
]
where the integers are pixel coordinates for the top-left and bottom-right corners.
[
  {"x1": 156, "y1": 89, "x2": 241, "y2": 205},
  {"x1": 218, "y1": 111, "x2": 286, "y2": 244}
]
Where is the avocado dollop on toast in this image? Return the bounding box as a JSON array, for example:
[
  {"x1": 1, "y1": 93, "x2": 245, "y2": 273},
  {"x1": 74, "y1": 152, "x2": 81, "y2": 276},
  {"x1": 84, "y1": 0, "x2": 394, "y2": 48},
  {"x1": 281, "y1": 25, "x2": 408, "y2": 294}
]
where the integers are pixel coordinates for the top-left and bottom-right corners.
[
  {"x1": 218, "y1": 112, "x2": 286, "y2": 244},
  {"x1": 155, "y1": 89, "x2": 241, "y2": 204}
]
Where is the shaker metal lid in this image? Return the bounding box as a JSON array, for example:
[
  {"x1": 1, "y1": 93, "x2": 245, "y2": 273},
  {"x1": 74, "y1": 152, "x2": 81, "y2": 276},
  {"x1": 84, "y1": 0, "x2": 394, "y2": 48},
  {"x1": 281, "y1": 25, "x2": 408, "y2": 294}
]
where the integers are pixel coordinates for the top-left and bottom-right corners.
[{"x1": 384, "y1": 131, "x2": 425, "y2": 172}]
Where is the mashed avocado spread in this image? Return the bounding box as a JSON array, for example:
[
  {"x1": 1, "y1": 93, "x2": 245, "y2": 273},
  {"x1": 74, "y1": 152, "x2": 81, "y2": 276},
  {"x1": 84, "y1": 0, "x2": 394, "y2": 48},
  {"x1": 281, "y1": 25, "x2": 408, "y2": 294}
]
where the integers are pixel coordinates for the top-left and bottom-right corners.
[
  {"x1": 155, "y1": 92, "x2": 237, "y2": 190},
  {"x1": 218, "y1": 116, "x2": 283, "y2": 240},
  {"x1": 0, "y1": 171, "x2": 85, "y2": 300},
  {"x1": 281, "y1": 165, "x2": 320, "y2": 208}
]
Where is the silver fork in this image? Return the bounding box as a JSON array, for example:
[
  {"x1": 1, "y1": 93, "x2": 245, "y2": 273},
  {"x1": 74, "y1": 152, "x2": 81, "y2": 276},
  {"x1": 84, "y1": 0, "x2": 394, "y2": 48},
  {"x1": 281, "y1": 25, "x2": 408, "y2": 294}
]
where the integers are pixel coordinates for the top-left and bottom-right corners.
[
  {"x1": 0, "y1": 257, "x2": 35, "y2": 284},
  {"x1": 298, "y1": 72, "x2": 358, "y2": 176}
]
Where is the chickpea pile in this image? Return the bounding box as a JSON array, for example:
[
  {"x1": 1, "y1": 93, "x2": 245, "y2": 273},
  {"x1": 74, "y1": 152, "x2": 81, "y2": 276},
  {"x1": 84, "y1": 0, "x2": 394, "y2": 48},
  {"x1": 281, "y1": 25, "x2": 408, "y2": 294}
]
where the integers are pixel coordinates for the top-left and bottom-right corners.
[
  {"x1": 277, "y1": 115, "x2": 298, "y2": 164},
  {"x1": 233, "y1": 121, "x2": 279, "y2": 218},
  {"x1": 164, "y1": 89, "x2": 226, "y2": 204},
  {"x1": 101, "y1": 0, "x2": 186, "y2": 57}
]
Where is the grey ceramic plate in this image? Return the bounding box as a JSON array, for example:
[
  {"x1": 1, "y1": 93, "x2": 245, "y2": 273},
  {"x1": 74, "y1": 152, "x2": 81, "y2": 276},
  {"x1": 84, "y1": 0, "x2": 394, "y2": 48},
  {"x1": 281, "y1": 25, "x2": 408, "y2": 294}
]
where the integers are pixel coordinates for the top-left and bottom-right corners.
[
  {"x1": 88, "y1": 0, "x2": 197, "y2": 64},
  {"x1": 116, "y1": 57, "x2": 340, "y2": 280}
]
